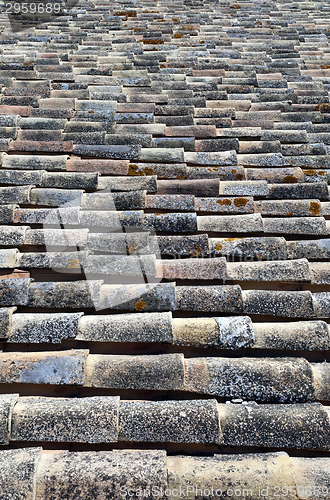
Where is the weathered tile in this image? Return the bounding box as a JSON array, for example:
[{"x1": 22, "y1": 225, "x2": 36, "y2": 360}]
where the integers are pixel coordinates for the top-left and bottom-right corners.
[
  {"x1": 161, "y1": 257, "x2": 227, "y2": 280},
  {"x1": 227, "y1": 259, "x2": 311, "y2": 282},
  {"x1": 287, "y1": 239, "x2": 330, "y2": 260},
  {"x1": 184, "y1": 151, "x2": 237, "y2": 166},
  {"x1": 67, "y1": 158, "x2": 129, "y2": 175},
  {"x1": 0, "y1": 350, "x2": 88, "y2": 385},
  {"x1": 253, "y1": 321, "x2": 330, "y2": 351},
  {"x1": 14, "y1": 207, "x2": 80, "y2": 225},
  {"x1": 0, "y1": 186, "x2": 31, "y2": 205},
  {"x1": 184, "y1": 357, "x2": 315, "y2": 402},
  {"x1": 142, "y1": 213, "x2": 197, "y2": 233},
  {"x1": 28, "y1": 281, "x2": 102, "y2": 309},
  {"x1": 268, "y1": 182, "x2": 328, "y2": 200},
  {"x1": 243, "y1": 290, "x2": 314, "y2": 318},
  {"x1": 85, "y1": 353, "x2": 184, "y2": 390},
  {"x1": 210, "y1": 236, "x2": 287, "y2": 260},
  {"x1": 313, "y1": 293, "x2": 330, "y2": 319},
  {"x1": 168, "y1": 453, "x2": 297, "y2": 500},
  {"x1": 82, "y1": 190, "x2": 146, "y2": 210},
  {"x1": 263, "y1": 217, "x2": 326, "y2": 235},
  {"x1": 176, "y1": 285, "x2": 243, "y2": 312},
  {"x1": 11, "y1": 396, "x2": 119, "y2": 443},
  {"x1": 0, "y1": 307, "x2": 16, "y2": 340},
  {"x1": 197, "y1": 214, "x2": 263, "y2": 233},
  {"x1": 157, "y1": 179, "x2": 219, "y2": 197},
  {"x1": 0, "y1": 447, "x2": 42, "y2": 500},
  {"x1": 0, "y1": 205, "x2": 16, "y2": 224},
  {"x1": 40, "y1": 172, "x2": 98, "y2": 190},
  {"x1": 24, "y1": 229, "x2": 88, "y2": 247},
  {"x1": 30, "y1": 188, "x2": 83, "y2": 207},
  {"x1": 157, "y1": 234, "x2": 209, "y2": 257},
  {"x1": 35, "y1": 450, "x2": 166, "y2": 500},
  {"x1": 146, "y1": 194, "x2": 195, "y2": 211},
  {"x1": 2, "y1": 154, "x2": 67, "y2": 171},
  {"x1": 219, "y1": 180, "x2": 269, "y2": 196},
  {"x1": 256, "y1": 200, "x2": 322, "y2": 217},
  {"x1": 173, "y1": 316, "x2": 254, "y2": 349},
  {"x1": 8, "y1": 313, "x2": 82, "y2": 343},
  {"x1": 98, "y1": 175, "x2": 157, "y2": 193},
  {"x1": 195, "y1": 196, "x2": 254, "y2": 214},
  {"x1": 221, "y1": 402, "x2": 330, "y2": 449},
  {"x1": 0, "y1": 394, "x2": 19, "y2": 444},
  {"x1": 99, "y1": 283, "x2": 175, "y2": 312},
  {"x1": 85, "y1": 255, "x2": 156, "y2": 278},
  {"x1": 0, "y1": 278, "x2": 30, "y2": 306},
  {"x1": 77, "y1": 311, "x2": 172, "y2": 343},
  {"x1": 119, "y1": 399, "x2": 220, "y2": 443}
]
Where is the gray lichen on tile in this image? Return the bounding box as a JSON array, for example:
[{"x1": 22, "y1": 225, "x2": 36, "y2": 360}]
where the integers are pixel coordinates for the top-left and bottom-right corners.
[
  {"x1": 11, "y1": 396, "x2": 119, "y2": 443},
  {"x1": 119, "y1": 399, "x2": 220, "y2": 443},
  {"x1": 85, "y1": 353, "x2": 184, "y2": 390}
]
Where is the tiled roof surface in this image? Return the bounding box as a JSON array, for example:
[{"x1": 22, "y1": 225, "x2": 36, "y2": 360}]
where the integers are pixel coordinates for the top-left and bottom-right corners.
[{"x1": 0, "y1": 0, "x2": 329, "y2": 497}]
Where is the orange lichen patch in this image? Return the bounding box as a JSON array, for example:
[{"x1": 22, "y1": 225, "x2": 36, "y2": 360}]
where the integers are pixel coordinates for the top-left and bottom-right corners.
[
  {"x1": 309, "y1": 202, "x2": 321, "y2": 216},
  {"x1": 172, "y1": 18, "x2": 179, "y2": 22},
  {"x1": 321, "y1": 64, "x2": 330, "y2": 69},
  {"x1": 232, "y1": 169, "x2": 237, "y2": 173},
  {"x1": 216, "y1": 198, "x2": 232, "y2": 206},
  {"x1": 286, "y1": 212, "x2": 294, "y2": 217},
  {"x1": 303, "y1": 169, "x2": 326, "y2": 177},
  {"x1": 192, "y1": 245, "x2": 203, "y2": 257},
  {"x1": 236, "y1": 173, "x2": 244, "y2": 180},
  {"x1": 173, "y1": 34, "x2": 184, "y2": 38},
  {"x1": 283, "y1": 175, "x2": 298, "y2": 183},
  {"x1": 127, "y1": 243, "x2": 139, "y2": 254},
  {"x1": 128, "y1": 164, "x2": 138, "y2": 175},
  {"x1": 143, "y1": 39, "x2": 164, "y2": 44},
  {"x1": 224, "y1": 237, "x2": 241, "y2": 241},
  {"x1": 316, "y1": 103, "x2": 330, "y2": 112},
  {"x1": 134, "y1": 299, "x2": 147, "y2": 311},
  {"x1": 68, "y1": 259, "x2": 80, "y2": 269},
  {"x1": 214, "y1": 243, "x2": 223, "y2": 250},
  {"x1": 303, "y1": 169, "x2": 317, "y2": 176},
  {"x1": 234, "y1": 197, "x2": 249, "y2": 207},
  {"x1": 128, "y1": 164, "x2": 154, "y2": 175},
  {"x1": 257, "y1": 253, "x2": 265, "y2": 260},
  {"x1": 114, "y1": 10, "x2": 137, "y2": 17}
]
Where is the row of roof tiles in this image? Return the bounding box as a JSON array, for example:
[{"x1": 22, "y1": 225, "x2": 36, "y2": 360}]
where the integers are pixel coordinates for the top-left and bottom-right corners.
[
  {"x1": 1, "y1": 227, "x2": 330, "y2": 260},
  {"x1": 0, "y1": 350, "x2": 328, "y2": 403},
  {"x1": 0, "y1": 252, "x2": 329, "y2": 284},
  {"x1": 0, "y1": 394, "x2": 329, "y2": 448},
  {"x1": 0, "y1": 279, "x2": 329, "y2": 317},
  {"x1": 1, "y1": 448, "x2": 329, "y2": 500},
  {"x1": 2, "y1": 185, "x2": 330, "y2": 212},
  {"x1": 0, "y1": 309, "x2": 329, "y2": 350},
  {"x1": 0, "y1": 0, "x2": 328, "y2": 473},
  {"x1": 1, "y1": 206, "x2": 330, "y2": 235}
]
